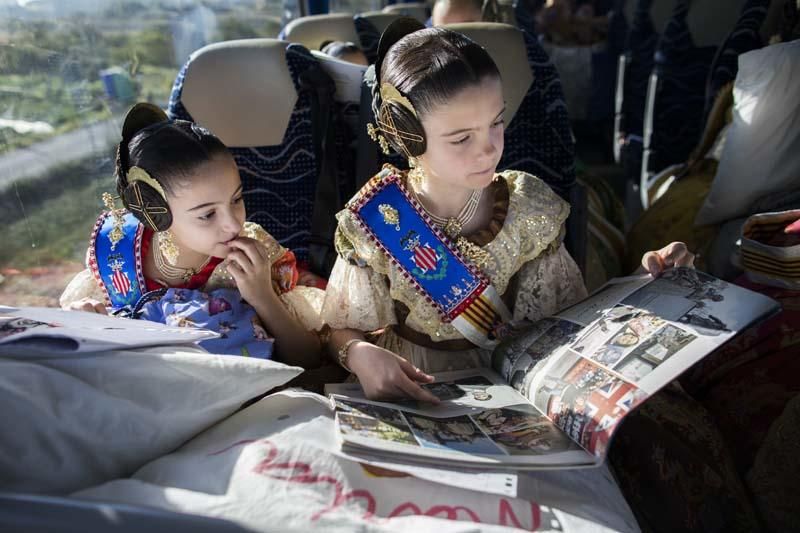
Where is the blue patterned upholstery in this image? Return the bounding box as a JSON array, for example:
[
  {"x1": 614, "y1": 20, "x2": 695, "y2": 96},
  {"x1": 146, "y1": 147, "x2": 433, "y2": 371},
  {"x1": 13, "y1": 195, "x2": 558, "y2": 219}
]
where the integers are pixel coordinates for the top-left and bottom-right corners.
[
  {"x1": 704, "y1": 0, "x2": 769, "y2": 120},
  {"x1": 644, "y1": 0, "x2": 717, "y2": 177},
  {"x1": 513, "y1": 0, "x2": 539, "y2": 36},
  {"x1": 354, "y1": 16, "x2": 381, "y2": 64},
  {"x1": 498, "y1": 30, "x2": 576, "y2": 199},
  {"x1": 588, "y1": 1, "x2": 629, "y2": 123},
  {"x1": 168, "y1": 44, "x2": 323, "y2": 263}
]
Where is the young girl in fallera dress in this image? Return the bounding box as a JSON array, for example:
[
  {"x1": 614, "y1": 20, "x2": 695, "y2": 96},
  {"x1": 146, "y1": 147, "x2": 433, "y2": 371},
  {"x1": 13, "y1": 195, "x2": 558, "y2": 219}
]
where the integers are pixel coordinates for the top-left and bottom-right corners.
[
  {"x1": 61, "y1": 103, "x2": 322, "y2": 367},
  {"x1": 320, "y1": 20, "x2": 694, "y2": 402}
]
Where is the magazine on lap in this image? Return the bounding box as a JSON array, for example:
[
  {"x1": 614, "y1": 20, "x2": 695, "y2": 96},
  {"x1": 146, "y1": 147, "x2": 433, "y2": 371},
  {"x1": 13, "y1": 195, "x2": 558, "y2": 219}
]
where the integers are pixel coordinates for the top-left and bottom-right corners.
[{"x1": 325, "y1": 268, "x2": 780, "y2": 469}]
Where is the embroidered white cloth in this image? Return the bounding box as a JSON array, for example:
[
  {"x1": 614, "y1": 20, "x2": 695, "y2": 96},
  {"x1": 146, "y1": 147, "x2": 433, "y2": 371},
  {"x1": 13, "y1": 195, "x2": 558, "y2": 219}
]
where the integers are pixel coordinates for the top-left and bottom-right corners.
[{"x1": 73, "y1": 390, "x2": 640, "y2": 532}]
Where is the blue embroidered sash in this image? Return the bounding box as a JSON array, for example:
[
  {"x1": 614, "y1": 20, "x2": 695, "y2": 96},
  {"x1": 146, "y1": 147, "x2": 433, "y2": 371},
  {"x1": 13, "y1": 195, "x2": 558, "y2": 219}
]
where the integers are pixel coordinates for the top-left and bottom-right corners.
[
  {"x1": 89, "y1": 211, "x2": 146, "y2": 310},
  {"x1": 350, "y1": 172, "x2": 511, "y2": 349}
]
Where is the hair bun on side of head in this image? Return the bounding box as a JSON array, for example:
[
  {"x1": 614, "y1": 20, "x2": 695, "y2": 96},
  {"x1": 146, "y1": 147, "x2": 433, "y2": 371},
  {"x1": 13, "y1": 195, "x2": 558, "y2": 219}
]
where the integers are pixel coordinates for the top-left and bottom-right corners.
[
  {"x1": 121, "y1": 102, "x2": 169, "y2": 142},
  {"x1": 117, "y1": 103, "x2": 173, "y2": 232},
  {"x1": 375, "y1": 17, "x2": 426, "y2": 85}
]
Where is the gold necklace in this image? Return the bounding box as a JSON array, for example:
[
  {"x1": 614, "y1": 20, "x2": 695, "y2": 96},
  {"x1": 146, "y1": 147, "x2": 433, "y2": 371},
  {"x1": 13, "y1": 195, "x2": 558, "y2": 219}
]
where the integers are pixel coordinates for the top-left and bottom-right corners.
[
  {"x1": 153, "y1": 234, "x2": 211, "y2": 284},
  {"x1": 411, "y1": 184, "x2": 490, "y2": 267},
  {"x1": 412, "y1": 186, "x2": 483, "y2": 239}
]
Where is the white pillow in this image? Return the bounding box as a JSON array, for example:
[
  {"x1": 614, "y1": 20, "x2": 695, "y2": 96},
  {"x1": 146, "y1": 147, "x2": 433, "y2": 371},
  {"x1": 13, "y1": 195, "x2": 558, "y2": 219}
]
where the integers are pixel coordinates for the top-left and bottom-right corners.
[
  {"x1": 695, "y1": 40, "x2": 800, "y2": 226},
  {"x1": 0, "y1": 345, "x2": 302, "y2": 494},
  {"x1": 74, "y1": 391, "x2": 639, "y2": 532}
]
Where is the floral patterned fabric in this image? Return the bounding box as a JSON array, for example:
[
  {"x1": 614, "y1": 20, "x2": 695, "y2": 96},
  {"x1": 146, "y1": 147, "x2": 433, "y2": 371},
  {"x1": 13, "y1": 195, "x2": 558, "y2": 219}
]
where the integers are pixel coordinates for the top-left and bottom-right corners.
[{"x1": 140, "y1": 287, "x2": 275, "y2": 359}]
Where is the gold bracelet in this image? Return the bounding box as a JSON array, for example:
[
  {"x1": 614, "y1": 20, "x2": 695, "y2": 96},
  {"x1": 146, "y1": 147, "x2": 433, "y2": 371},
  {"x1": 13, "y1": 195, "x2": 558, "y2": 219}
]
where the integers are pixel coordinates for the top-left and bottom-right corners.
[{"x1": 337, "y1": 338, "x2": 360, "y2": 372}]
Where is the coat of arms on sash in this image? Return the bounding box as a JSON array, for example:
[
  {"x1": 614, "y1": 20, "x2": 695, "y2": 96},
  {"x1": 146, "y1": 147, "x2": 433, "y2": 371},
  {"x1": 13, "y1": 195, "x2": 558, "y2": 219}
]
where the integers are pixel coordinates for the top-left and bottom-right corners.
[
  {"x1": 401, "y1": 230, "x2": 448, "y2": 279},
  {"x1": 108, "y1": 255, "x2": 132, "y2": 297}
]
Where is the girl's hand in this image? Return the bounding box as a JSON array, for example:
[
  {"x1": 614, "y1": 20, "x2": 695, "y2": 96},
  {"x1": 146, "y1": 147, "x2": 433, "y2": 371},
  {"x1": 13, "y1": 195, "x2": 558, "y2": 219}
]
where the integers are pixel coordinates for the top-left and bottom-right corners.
[
  {"x1": 64, "y1": 298, "x2": 108, "y2": 314},
  {"x1": 347, "y1": 341, "x2": 440, "y2": 404},
  {"x1": 225, "y1": 237, "x2": 273, "y2": 304},
  {"x1": 640, "y1": 241, "x2": 695, "y2": 277}
]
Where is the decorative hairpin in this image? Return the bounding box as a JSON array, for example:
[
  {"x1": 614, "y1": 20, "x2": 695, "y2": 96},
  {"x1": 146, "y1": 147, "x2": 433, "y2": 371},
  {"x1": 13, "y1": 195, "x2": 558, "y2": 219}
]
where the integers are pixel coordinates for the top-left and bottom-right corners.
[
  {"x1": 367, "y1": 83, "x2": 424, "y2": 157},
  {"x1": 127, "y1": 166, "x2": 167, "y2": 201},
  {"x1": 380, "y1": 83, "x2": 418, "y2": 118},
  {"x1": 102, "y1": 192, "x2": 126, "y2": 250},
  {"x1": 125, "y1": 166, "x2": 169, "y2": 231}
]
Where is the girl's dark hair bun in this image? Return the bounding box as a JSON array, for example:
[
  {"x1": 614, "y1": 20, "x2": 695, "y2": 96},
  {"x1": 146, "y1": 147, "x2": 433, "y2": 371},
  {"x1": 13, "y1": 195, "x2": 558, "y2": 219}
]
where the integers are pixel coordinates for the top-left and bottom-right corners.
[
  {"x1": 375, "y1": 17, "x2": 425, "y2": 84},
  {"x1": 121, "y1": 102, "x2": 169, "y2": 143}
]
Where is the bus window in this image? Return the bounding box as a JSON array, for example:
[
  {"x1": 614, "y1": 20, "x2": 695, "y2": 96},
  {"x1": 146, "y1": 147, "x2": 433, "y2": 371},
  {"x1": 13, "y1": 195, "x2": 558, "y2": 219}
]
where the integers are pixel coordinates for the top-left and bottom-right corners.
[{"x1": 0, "y1": 0, "x2": 281, "y2": 307}]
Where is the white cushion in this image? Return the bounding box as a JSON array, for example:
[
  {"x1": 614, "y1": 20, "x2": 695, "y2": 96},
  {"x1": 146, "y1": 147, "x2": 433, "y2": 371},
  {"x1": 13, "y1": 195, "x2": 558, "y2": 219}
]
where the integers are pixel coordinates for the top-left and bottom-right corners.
[
  {"x1": 0, "y1": 345, "x2": 301, "y2": 494},
  {"x1": 695, "y1": 40, "x2": 800, "y2": 226}
]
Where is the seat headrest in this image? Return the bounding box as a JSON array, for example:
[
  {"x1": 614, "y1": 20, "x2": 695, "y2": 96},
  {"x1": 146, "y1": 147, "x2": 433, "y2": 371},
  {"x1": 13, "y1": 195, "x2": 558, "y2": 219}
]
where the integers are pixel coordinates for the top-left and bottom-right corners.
[
  {"x1": 180, "y1": 39, "x2": 297, "y2": 147},
  {"x1": 624, "y1": 0, "x2": 676, "y2": 35},
  {"x1": 442, "y1": 22, "x2": 533, "y2": 122},
  {"x1": 382, "y1": 2, "x2": 430, "y2": 24},
  {"x1": 358, "y1": 11, "x2": 404, "y2": 33},
  {"x1": 282, "y1": 13, "x2": 359, "y2": 51},
  {"x1": 688, "y1": 0, "x2": 749, "y2": 47}
]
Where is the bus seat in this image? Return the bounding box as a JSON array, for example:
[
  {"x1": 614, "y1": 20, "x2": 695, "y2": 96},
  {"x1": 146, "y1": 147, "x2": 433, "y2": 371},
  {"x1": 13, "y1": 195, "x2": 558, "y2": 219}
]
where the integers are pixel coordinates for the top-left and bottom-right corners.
[
  {"x1": 640, "y1": 0, "x2": 747, "y2": 207},
  {"x1": 615, "y1": 0, "x2": 675, "y2": 170},
  {"x1": 705, "y1": 0, "x2": 772, "y2": 120},
  {"x1": 382, "y1": 2, "x2": 431, "y2": 24},
  {"x1": 354, "y1": 12, "x2": 402, "y2": 63},
  {"x1": 688, "y1": 0, "x2": 752, "y2": 47},
  {"x1": 358, "y1": 11, "x2": 403, "y2": 33},
  {"x1": 280, "y1": 13, "x2": 360, "y2": 51},
  {"x1": 167, "y1": 39, "x2": 338, "y2": 270},
  {"x1": 623, "y1": 0, "x2": 676, "y2": 34}
]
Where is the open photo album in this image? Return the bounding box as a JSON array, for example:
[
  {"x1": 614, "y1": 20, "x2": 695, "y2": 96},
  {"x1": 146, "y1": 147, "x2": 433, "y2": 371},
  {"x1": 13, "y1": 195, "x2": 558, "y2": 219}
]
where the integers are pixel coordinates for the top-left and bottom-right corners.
[
  {"x1": 0, "y1": 306, "x2": 218, "y2": 355},
  {"x1": 325, "y1": 268, "x2": 780, "y2": 470}
]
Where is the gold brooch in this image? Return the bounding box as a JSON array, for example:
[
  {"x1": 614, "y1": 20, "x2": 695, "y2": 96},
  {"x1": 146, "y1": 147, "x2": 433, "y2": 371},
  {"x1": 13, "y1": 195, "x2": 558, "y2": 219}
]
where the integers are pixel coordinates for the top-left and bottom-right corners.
[
  {"x1": 102, "y1": 192, "x2": 126, "y2": 250},
  {"x1": 378, "y1": 204, "x2": 400, "y2": 231}
]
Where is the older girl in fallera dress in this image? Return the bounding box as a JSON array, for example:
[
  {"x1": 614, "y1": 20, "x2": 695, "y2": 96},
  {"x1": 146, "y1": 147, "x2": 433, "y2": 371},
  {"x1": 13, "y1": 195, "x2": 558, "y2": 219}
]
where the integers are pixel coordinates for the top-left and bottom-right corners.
[
  {"x1": 61, "y1": 103, "x2": 322, "y2": 367},
  {"x1": 320, "y1": 20, "x2": 694, "y2": 403}
]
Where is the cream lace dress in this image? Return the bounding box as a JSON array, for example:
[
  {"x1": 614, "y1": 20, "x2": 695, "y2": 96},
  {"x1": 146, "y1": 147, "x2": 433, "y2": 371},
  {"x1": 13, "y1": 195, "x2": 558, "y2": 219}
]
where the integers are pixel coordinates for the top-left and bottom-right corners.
[
  {"x1": 320, "y1": 168, "x2": 588, "y2": 373},
  {"x1": 60, "y1": 221, "x2": 324, "y2": 332}
]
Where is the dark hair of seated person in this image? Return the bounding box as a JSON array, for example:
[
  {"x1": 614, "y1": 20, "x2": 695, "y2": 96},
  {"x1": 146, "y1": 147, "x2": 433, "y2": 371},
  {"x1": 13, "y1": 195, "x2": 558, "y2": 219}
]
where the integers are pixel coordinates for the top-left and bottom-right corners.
[{"x1": 320, "y1": 40, "x2": 369, "y2": 65}]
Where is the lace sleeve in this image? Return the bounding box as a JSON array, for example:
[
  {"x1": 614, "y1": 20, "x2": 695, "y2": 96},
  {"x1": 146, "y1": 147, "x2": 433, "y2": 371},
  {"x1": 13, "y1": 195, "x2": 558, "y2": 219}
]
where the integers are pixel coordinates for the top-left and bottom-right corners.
[
  {"x1": 320, "y1": 256, "x2": 397, "y2": 331},
  {"x1": 59, "y1": 268, "x2": 105, "y2": 308},
  {"x1": 279, "y1": 286, "x2": 325, "y2": 332},
  {"x1": 512, "y1": 244, "x2": 588, "y2": 322}
]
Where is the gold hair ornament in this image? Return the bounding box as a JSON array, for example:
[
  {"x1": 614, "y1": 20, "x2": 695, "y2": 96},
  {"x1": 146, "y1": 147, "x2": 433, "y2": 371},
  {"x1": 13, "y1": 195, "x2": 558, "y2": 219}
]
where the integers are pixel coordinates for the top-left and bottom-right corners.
[
  {"x1": 367, "y1": 83, "x2": 424, "y2": 157},
  {"x1": 125, "y1": 166, "x2": 169, "y2": 231},
  {"x1": 102, "y1": 192, "x2": 126, "y2": 250},
  {"x1": 380, "y1": 83, "x2": 417, "y2": 118}
]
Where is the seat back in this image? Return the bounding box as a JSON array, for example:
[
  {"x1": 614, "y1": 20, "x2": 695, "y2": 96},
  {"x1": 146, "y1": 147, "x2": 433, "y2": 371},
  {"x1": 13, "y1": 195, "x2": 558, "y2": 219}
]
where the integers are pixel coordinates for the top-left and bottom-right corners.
[
  {"x1": 640, "y1": 0, "x2": 747, "y2": 202},
  {"x1": 623, "y1": 0, "x2": 675, "y2": 34},
  {"x1": 280, "y1": 13, "x2": 360, "y2": 50},
  {"x1": 687, "y1": 0, "x2": 752, "y2": 47},
  {"x1": 614, "y1": 0, "x2": 675, "y2": 165},
  {"x1": 705, "y1": 0, "x2": 774, "y2": 117},
  {"x1": 167, "y1": 39, "x2": 335, "y2": 266},
  {"x1": 354, "y1": 12, "x2": 402, "y2": 63},
  {"x1": 383, "y1": 2, "x2": 431, "y2": 24}
]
